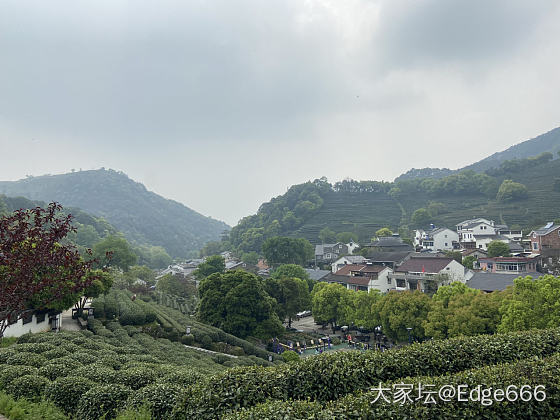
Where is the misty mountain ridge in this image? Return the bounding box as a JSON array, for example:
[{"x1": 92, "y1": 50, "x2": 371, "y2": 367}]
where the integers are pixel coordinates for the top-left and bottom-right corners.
[
  {"x1": 396, "y1": 126, "x2": 560, "y2": 181},
  {"x1": 0, "y1": 169, "x2": 229, "y2": 258}
]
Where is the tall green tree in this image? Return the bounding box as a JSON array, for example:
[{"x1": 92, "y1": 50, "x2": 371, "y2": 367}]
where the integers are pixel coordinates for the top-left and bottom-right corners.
[
  {"x1": 265, "y1": 276, "x2": 310, "y2": 327},
  {"x1": 375, "y1": 227, "x2": 393, "y2": 238},
  {"x1": 93, "y1": 235, "x2": 137, "y2": 272},
  {"x1": 198, "y1": 271, "x2": 283, "y2": 339},
  {"x1": 496, "y1": 180, "x2": 529, "y2": 202},
  {"x1": 376, "y1": 290, "x2": 431, "y2": 342},
  {"x1": 336, "y1": 231, "x2": 358, "y2": 244},
  {"x1": 411, "y1": 208, "x2": 431, "y2": 227},
  {"x1": 194, "y1": 255, "x2": 226, "y2": 280},
  {"x1": 499, "y1": 275, "x2": 560, "y2": 332},
  {"x1": 311, "y1": 283, "x2": 351, "y2": 332},
  {"x1": 271, "y1": 264, "x2": 314, "y2": 290},
  {"x1": 487, "y1": 241, "x2": 510, "y2": 257},
  {"x1": 318, "y1": 227, "x2": 337, "y2": 243},
  {"x1": 262, "y1": 237, "x2": 313, "y2": 267},
  {"x1": 345, "y1": 290, "x2": 382, "y2": 330}
]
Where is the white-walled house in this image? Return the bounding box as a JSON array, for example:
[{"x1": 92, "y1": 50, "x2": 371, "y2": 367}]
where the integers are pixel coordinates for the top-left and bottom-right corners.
[
  {"x1": 329, "y1": 264, "x2": 394, "y2": 293},
  {"x1": 414, "y1": 228, "x2": 458, "y2": 251},
  {"x1": 389, "y1": 256, "x2": 466, "y2": 292},
  {"x1": 331, "y1": 255, "x2": 367, "y2": 273},
  {"x1": 3, "y1": 311, "x2": 61, "y2": 338}
]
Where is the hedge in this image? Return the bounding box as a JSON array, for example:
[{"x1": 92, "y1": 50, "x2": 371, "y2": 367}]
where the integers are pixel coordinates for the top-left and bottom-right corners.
[
  {"x1": 5, "y1": 351, "x2": 47, "y2": 368},
  {"x1": 4, "y1": 375, "x2": 50, "y2": 402},
  {"x1": 75, "y1": 384, "x2": 132, "y2": 420},
  {"x1": 0, "y1": 366, "x2": 38, "y2": 390},
  {"x1": 45, "y1": 376, "x2": 96, "y2": 414},
  {"x1": 0, "y1": 391, "x2": 68, "y2": 420},
  {"x1": 126, "y1": 383, "x2": 186, "y2": 419},
  {"x1": 114, "y1": 367, "x2": 158, "y2": 390},
  {"x1": 225, "y1": 354, "x2": 560, "y2": 419},
  {"x1": 174, "y1": 328, "x2": 560, "y2": 419}
]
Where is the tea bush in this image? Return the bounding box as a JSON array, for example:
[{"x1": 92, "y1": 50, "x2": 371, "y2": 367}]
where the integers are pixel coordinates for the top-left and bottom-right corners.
[
  {"x1": 4, "y1": 374, "x2": 50, "y2": 401},
  {"x1": 45, "y1": 376, "x2": 96, "y2": 414},
  {"x1": 76, "y1": 384, "x2": 132, "y2": 420}
]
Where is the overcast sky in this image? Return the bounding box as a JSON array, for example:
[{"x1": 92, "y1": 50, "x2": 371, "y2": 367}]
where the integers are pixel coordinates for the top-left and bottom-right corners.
[{"x1": 1, "y1": 1, "x2": 559, "y2": 226}]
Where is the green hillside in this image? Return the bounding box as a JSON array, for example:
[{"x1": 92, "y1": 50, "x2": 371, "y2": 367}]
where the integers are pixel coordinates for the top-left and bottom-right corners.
[{"x1": 0, "y1": 169, "x2": 230, "y2": 258}]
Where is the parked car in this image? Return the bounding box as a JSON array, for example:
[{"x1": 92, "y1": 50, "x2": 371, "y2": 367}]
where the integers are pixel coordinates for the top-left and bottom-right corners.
[{"x1": 296, "y1": 310, "x2": 312, "y2": 318}]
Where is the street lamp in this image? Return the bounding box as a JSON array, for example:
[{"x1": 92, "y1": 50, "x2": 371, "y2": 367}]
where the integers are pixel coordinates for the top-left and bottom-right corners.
[{"x1": 406, "y1": 327, "x2": 412, "y2": 344}]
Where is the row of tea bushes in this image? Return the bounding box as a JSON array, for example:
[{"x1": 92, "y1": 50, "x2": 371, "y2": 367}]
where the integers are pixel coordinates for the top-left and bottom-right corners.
[
  {"x1": 0, "y1": 320, "x2": 273, "y2": 419},
  {"x1": 93, "y1": 289, "x2": 157, "y2": 325},
  {"x1": 224, "y1": 353, "x2": 560, "y2": 419},
  {"x1": 173, "y1": 328, "x2": 560, "y2": 419}
]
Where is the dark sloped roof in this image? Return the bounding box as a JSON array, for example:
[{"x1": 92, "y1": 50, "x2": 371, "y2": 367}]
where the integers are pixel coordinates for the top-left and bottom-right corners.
[
  {"x1": 467, "y1": 272, "x2": 541, "y2": 291},
  {"x1": 335, "y1": 264, "x2": 387, "y2": 276},
  {"x1": 531, "y1": 223, "x2": 559, "y2": 236},
  {"x1": 367, "y1": 251, "x2": 413, "y2": 264},
  {"x1": 324, "y1": 273, "x2": 350, "y2": 284},
  {"x1": 396, "y1": 257, "x2": 454, "y2": 273},
  {"x1": 304, "y1": 268, "x2": 331, "y2": 281}
]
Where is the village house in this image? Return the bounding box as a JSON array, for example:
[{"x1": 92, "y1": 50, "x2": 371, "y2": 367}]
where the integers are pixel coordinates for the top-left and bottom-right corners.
[
  {"x1": 326, "y1": 263, "x2": 394, "y2": 293},
  {"x1": 363, "y1": 235, "x2": 414, "y2": 253},
  {"x1": 331, "y1": 255, "x2": 368, "y2": 273},
  {"x1": 314, "y1": 242, "x2": 349, "y2": 264},
  {"x1": 467, "y1": 271, "x2": 541, "y2": 293},
  {"x1": 389, "y1": 255, "x2": 467, "y2": 292},
  {"x1": 477, "y1": 256, "x2": 539, "y2": 274},
  {"x1": 456, "y1": 218, "x2": 522, "y2": 251},
  {"x1": 529, "y1": 222, "x2": 560, "y2": 255},
  {"x1": 3, "y1": 310, "x2": 62, "y2": 338},
  {"x1": 414, "y1": 227, "x2": 459, "y2": 251}
]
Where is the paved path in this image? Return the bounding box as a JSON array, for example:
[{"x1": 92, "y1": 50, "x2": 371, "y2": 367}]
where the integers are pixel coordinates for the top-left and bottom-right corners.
[
  {"x1": 60, "y1": 308, "x2": 81, "y2": 332},
  {"x1": 183, "y1": 344, "x2": 238, "y2": 358}
]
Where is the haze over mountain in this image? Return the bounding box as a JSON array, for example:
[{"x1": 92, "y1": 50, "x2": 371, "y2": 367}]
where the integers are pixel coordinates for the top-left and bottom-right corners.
[
  {"x1": 0, "y1": 169, "x2": 229, "y2": 258},
  {"x1": 396, "y1": 126, "x2": 560, "y2": 181}
]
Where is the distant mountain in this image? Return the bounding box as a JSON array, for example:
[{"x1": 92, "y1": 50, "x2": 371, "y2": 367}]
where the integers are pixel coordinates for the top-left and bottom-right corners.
[
  {"x1": 463, "y1": 126, "x2": 560, "y2": 173},
  {"x1": 0, "y1": 169, "x2": 229, "y2": 258},
  {"x1": 394, "y1": 126, "x2": 560, "y2": 181}
]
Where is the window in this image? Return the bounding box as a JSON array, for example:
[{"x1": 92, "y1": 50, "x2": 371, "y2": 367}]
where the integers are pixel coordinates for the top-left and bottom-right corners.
[
  {"x1": 533, "y1": 242, "x2": 539, "y2": 250},
  {"x1": 22, "y1": 312, "x2": 33, "y2": 325},
  {"x1": 533, "y1": 233, "x2": 536, "y2": 238},
  {"x1": 445, "y1": 242, "x2": 448, "y2": 246},
  {"x1": 478, "y1": 244, "x2": 483, "y2": 248},
  {"x1": 387, "y1": 277, "x2": 391, "y2": 284},
  {"x1": 36, "y1": 313, "x2": 46, "y2": 323}
]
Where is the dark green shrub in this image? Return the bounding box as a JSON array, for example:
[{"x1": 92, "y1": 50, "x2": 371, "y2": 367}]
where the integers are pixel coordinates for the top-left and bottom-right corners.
[
  {"x1": 5, "y1": 351, "x2": 47, "y2": 367},
  {"x1": 0, "y1": 391, "x2": 68, "y2": 420},
  {"x1": 74, "y1": 364, "x2": 118, "y2": 384},
  {"x1": 68, "y1": 351, "x2": 99, "y2": 365},
  {"x1": 175, "y1": 328, "x2": 560, "y2": 419},
  {"x1": 75, "y1": 384, "x2": 132, "y2": 420},
  {"x1": 180, "y1": 334, "x2": 194, "y2": 345},
  {"x1": 43, "y1": 348, "x2": 70, "y2": 359},
  {"x1": 126, "y1": 383, "x2": 185, "y2": 419},
  {"x1": 5, "y1": 375, "x2": 50, "y2": 401},
  {"x1": 0, "y1": 348, "x2": 16, "y2": 364},
  {"x1": 282, "y1": 350, "x2": 300, "y2": 363},
  {"x1": 156, "y1": 369, "x2": 204, "y2": 387},
  {"x1": 44, "y1": 376, "x2": 96, "y2": 414},
  {"x1": 114, "y1": 367, "x2": 158, "y2": 390},
  {"x1": 14, "y1": 342, "x2": 55, "y2": 354},
  {"x1": 0, "y1": 365, "x2": 38, "y2": 389},
  {"x1": 45, "y1": 356, "x2": 83, "y2": 370},
  {"x1": 39, "y1": 364, "x2": 77, "y2": 381}
]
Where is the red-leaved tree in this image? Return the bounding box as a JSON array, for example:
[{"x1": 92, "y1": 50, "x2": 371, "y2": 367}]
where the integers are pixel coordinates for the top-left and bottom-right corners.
[{"x1": 0, "y1": 203, "x2": 99, "y2": 338}]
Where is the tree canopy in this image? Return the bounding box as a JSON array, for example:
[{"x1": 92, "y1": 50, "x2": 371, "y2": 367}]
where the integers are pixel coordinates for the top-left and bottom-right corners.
[
  {"x1": 262, "y1": 237, "x2": 313, "y2": 267},
  {"x1": 193, "y1": 255, "x2": 226, "y2": 280},
  {"x1": 197, "y1": 270, "x2": 283, "y2": 339},
  {"x1": 496, "y1": 180, "x2": 529, "y2": 202},
  {"x1": 375, "y1": 227, "x2": 393, "y2": 238},
  {"x1": 93, "y1": 235, "x2": 137, "y2": 272},
  {"x1": 486, "y1": 241, "x2": 510, "y2": 257},
  {"x1": 0, "y1": 203, "x2": 100, "y2": 338}
]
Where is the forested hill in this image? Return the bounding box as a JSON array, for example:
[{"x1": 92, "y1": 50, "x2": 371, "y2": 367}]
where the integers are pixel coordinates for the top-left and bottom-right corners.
[
  {"x1": 0, "y1": 169, "x2": 229, "y2": 258},
  {"x1": 395, "y1": 126, "x2": 560, "y2": 181},
  {"x1": 223, "y1": 152, "x2": 560, "y2": 253},
  {"x1": 0, "y1": 194, "x2": 117, "y2": 249}
]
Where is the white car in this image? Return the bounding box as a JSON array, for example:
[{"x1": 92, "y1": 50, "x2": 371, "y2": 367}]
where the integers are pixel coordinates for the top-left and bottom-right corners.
[{"x1": 296, "y1": 310, "x2": 312, "y2": 318}]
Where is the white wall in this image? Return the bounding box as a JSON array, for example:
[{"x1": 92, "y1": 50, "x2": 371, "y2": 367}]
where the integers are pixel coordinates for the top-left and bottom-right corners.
[
  {"x1": 369, "y1": 268, "x2": 394, "y2": 293},
  {"x1": 440, "y1": 260, "x2": 466, "y2": 283},
  {"x1": 433, "y1": 229, "x2": 459, "y2": 251},
  {"x1": 3, "y1": 313, "x2": 61, "y2": 338}
]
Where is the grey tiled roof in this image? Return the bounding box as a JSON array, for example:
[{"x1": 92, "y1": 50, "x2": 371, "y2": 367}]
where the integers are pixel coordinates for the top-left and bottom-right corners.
[
  {"x1": 467, "y1": 272, "x2": 541, "y2": 292},
  {"x1": 304, "y1": 268, "x2": 331, "y2": 281}
]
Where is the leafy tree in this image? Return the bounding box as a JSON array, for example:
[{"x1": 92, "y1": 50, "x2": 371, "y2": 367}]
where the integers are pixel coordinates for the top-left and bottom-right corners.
[
  {"x1": 462, "y1": 255, "x2": 476, "y2": 269},
  {"x1": 496, "y1": 180, "x2": 529, "y2": 202},
  {"x1": 376, "y1": 290, "x2": 431, "y2": 342},
  {"x1": 241, "y1": 251, "x2": 259, "y2": 265},
  {"x1": 156, "y1": 273, "x2": 196, "y2": 298},
  {"x1": 345, "y1": 290, "x2": 382, "y2": 330},
  {"x1": 487, "y1": 241, "x2": 510, "y2": 257},
  {"x1": 262, "y1": 237, "x2": 313, "y2": 267},
  {"x1": 375, "y1": 227, "x2": 393, "y2": 238},
  {"x1": 411, "y1": 208, "x2": 431, "y2": 227},
  {"x1": 198, "y1": 271, "x2": 283, "y2": 339},
  {"x1": 427, "y1": 201, "x2": 447, "y2": 216},
  {"x1": 93, "y1": 235, "x2": 137, "y2": 272},
  {"x1": 318, "y1": 227, "x2": 337, "y2": 243},
  {"x1": 0, "y1": 203, "x2": 100, "y2": 338},
  {"x1": 148, "y1": 246, "x2": 172, "y2": 269},
  {"x1": 271, "y1": 264, "x2": 314, "y2": 291},
  {"x1": 193, "y1": 255, "x2": 226, "y2": 280},
  {"x1": 264, "y1": 276, "x2": 310, "y2": 327},
  {"x1": 126, "y1": 265, "x2": 156, "y2": 286},
  {"x1": 311, "y1": 283, "x2": 350, "y2": 332},
  {"x1": 499, "y1": 275, "x2": 560, "y2": 332},
  {"x1": 444, "y1": 250, "x2": 462, "y2": 264},
  {"x1": 336, "y1": 232, "x2": 358, "y2": 244},
  {"x1": 74, "y1": 269, "x2": 113, "y2": 313}
]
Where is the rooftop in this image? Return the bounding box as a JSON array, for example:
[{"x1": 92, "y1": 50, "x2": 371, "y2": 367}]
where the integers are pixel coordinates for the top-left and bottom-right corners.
[{"x1": 396, "y1": 256, "x2": 454, "y2": 273}]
